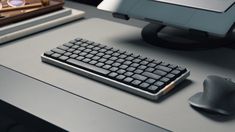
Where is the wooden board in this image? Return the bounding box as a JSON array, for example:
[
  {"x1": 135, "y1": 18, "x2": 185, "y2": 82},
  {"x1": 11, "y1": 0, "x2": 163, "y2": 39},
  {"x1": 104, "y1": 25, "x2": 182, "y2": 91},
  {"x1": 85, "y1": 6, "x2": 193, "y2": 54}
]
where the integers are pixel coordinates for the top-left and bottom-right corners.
[{"x1": 0, "y1": 0, "x2": 64, "y2": 27}]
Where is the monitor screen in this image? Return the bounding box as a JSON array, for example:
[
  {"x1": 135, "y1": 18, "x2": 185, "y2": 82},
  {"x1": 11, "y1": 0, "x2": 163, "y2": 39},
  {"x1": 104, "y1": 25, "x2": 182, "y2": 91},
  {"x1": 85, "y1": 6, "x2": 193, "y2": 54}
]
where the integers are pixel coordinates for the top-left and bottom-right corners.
[{"x1": 153, "y1": 0, "x2": 235, "y2": 12}]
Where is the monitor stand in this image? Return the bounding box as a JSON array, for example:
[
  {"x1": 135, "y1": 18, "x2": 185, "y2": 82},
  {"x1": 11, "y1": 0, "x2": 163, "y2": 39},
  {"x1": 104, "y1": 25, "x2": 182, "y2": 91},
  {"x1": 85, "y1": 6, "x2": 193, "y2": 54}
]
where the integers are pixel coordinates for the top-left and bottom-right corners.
[{"x1": 141, "y1": 23, "x2": 234, "y2": 50}]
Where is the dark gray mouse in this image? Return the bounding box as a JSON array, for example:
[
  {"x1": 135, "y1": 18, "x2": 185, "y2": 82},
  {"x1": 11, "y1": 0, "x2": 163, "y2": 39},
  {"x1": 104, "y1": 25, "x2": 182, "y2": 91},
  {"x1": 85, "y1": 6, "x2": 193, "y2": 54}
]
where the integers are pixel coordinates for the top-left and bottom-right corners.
[{"x1": 189, "y1": 75, "x2": 235, "y2": 115}]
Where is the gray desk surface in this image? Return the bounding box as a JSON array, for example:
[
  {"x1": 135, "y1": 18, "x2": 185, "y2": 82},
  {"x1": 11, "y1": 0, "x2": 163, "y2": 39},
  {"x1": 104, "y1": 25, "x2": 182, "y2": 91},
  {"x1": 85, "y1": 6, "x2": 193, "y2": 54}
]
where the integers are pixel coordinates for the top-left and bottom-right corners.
[{"x1": 1, "y1": 1, "x2": 235, "y2": 132}]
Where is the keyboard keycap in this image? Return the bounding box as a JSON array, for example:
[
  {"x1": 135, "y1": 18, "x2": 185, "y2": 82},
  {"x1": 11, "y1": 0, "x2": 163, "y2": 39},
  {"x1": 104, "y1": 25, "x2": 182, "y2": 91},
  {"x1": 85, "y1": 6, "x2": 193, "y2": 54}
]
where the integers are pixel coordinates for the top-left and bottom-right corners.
[
  {"x1": 97, "y1": 53, "x2": 105, "y2": 57},
  {"x1": 58, "y1": 46, "x2": 69, "y2": 51},
  {"x1": 51, "y1": 53, "x2": 61, "y2": 58},
  {"x1": 133, "y1": 59, "x2": 141, "y2": 63},
  {"x1": 154, "y1": 81, "x2": 165, "y2": 88},
  {"x1": 78, "y1": 47, "x2": 86, "y2": 51},
  {"x1": 116, "y1": 59, "x2": 125, "y2": 63},
  {"x1": 146, "y1": 58, "x2": 154, "y2": 62},
  {"x1": 123, "y1": 61, "x2": 132, "y2": 65},
  {"x1": 142, "y1": 72, "x2": 161, "y2": 80},
  {"x1": 82, "y1": 58, "x2": 91, "y2": 63},
  {"x1": 92, "y1": 56, "x2": 100, "y2": 60},
  {"x1": 131, "y1": 80, "x2": 142, "y2": 86},
  {"x1": 138, "y1": 65, "x2": 147, "y2": 70},
  {"x1": 89, "y1": 60, "x2": 98, "y2": 65},
  {"x1": 132, "y1": 74, "x2": 147, "y2": 81},
  {"x1": 156, "y1": 66, "x2": 172, "y2": 72},
  {"x1": 154, "y1": 70, "x2": 167, "y2": 76},
  {"x1": 166, "y1": 74, "x2": 176, "y2": 80},
  {"x1": 117, "y1": 69, "x2": 126, "y2": 74},
  {"x1": 76, "y1": 56, "x2": 84, "y2": 61},
  {"x1": 84, "y1": 49, "x2": 92, "y2": 53},
  {"x1": 90, "y1": 51, "x2": 98, "y2": 55},
  {"x1": 105, "y1": 60, "x2": 114, "y2": 65},
  {"x1": 148, "y1": 63, "x2": 157, "y2": 67},
  {"x1": 59, "y1": 56, "x2": 69, "y2": 61},
  {"x1": 160, "y1": 62, "x2": 169, "y2": 66},
  {"x1": 67, "y1": 59, "x2": 109, "y2": 75},
  {"x1": 86, "y1": 54, "x2": 94, "y2": 58},
  {"x1": 120, "y1": 65, "x2": 128, "y2": 69},
  {"x1": 44, "y1": 51, "x2": 54, "y2": 56},
  {"x1": 123, "y1": 77, "x2": 134, "y2": 83},
  {"x1": 70, "y1": 54, "x2": 78, "y2": 59},
  {"x1": 106, "y1": 51, "x2": 114, "y2": 55},
  {"x1": 75, "y1": 38, "x2": 82, "y2": 41},
  {"x1": 138, "y1": 56, "x2": 146, "y2": 60},
  {"x1": 110, "y1": 57, "x2": 118, "y2": 61},
  {"x1": 168, "y1": 64, "x2": 178, "y2": 69},
  {"x1": 145, "y1": 67, "x2": 155, "y2": 72},
  {"x1": 148, "y1": 85, "x2": 159, "y2": 93},
  {"x1": 103, "y1": 55, "x2": 111, "y2": 59},
  {"x1": 127, "y1": 67, "x2": 136, "y2": 72},
  {"x1": 130, "y1": 63, "x2": 139, "y2": 68},
  {"x1": 99, "y1": 58, "x2": 107, "y2": 63},
  {"x1": 160, "y1": 77, "x2": 170, "y2": 83},
  {"x1": 116, "y1": 75, "x2": 126, "y2": 80},
  {"x1": 119, "y1": 54, "x2": 127, "y2": 59},
  {"x1": 171, "y1": 70, "x2": 181, "y2": 75},
  {"x1": 176, "y1": 67, "x2": 187, "y2": 73},
  {"x1": 140, "y1": 83, "x2": 150, "y2": 89},
  {"x1": 109, "y1": 72, "x2": 118, "y2": 78},
  {"x1": 52, "y1": 48, "x2": 66, "y2": 54},
  {"x1": 96, "y1": 62, "x2": 105, "y2": 67},
  {"x1": 110, "y1": 67, "x2": 118, "y2": 72},
  {"x1": 140, "y1": 61, "x2": 149, "y2": 65},
  {"x1": 112, "y1": 63, "x2": 121, "y2": 67},
  {"x1": 124, "y1": 72, "x2": 134, "y2": 77},
  {"x1": 126, "y1": 57, "x2": 134, "y2": 61},
  {"x1": 79, "y1": 52, "x2": 88, "y2": 56},
  {"x1": 131, "y1": 54, "x2": 139, "y2": 58},
  {"x1": 75, "y1": 41, "x2": 83, "y2": 46},
  {"x1": 72, "y1": 45, "x2": 79, "y2": 49},
  {"x1": 103, "y1": 65, "x2": 111, "y2": 69},
  {"x1": 64, "y1": 52, "x2": 72, "y2": 56},
  {"x1": 153, "y1": 60, "x2": 161, "y2": 65},
  {"x1": 73, "y1": 50, "x2": 81, "y2": 54},
  {"x1": 134, "y1": 69, "x2": 143, "y2": 74},
  {"x1": 124, "y1": 52, "x2": 132, "y2": 56},
  {"x1": 112, "y1": 52, "x2": 120, "y2": 57},
  {"x1": 93, "y1": 47, "x2": 101, "y2": 51},
  {"x1": 146, "y1": 79, "x2": 156, "y2": 84}
]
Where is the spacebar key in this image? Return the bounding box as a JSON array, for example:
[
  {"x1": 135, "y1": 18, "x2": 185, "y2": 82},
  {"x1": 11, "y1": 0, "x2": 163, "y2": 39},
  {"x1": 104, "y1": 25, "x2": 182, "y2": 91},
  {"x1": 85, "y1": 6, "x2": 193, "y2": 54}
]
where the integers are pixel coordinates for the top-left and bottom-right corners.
[{"x1": 66, "y1": 59, "x2": 110, "y2": 75}]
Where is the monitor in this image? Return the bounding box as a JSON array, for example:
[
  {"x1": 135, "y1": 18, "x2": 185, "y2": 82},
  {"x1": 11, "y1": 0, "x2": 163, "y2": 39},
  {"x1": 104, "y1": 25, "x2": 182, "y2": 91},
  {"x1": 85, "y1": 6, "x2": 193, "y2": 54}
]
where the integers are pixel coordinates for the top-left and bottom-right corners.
[{"x1": 98, "y1": 0, "x2": 235, "y2": 49}]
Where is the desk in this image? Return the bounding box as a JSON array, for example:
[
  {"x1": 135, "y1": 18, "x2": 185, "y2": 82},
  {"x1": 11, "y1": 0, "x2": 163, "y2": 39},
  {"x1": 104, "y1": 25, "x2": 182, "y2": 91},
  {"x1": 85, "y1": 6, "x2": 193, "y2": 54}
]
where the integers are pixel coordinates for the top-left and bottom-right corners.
[{"x1": 1, "y1": 1, "x2": 235, "y2": 132}]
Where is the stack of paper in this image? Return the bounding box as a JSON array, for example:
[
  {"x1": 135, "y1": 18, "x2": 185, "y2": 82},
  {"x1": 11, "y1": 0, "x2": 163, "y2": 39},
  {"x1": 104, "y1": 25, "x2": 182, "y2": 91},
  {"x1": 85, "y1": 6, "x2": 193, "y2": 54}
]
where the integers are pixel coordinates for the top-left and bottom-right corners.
[{"x1": 0, "y1": 8, "x2": 85, "y2": 44}]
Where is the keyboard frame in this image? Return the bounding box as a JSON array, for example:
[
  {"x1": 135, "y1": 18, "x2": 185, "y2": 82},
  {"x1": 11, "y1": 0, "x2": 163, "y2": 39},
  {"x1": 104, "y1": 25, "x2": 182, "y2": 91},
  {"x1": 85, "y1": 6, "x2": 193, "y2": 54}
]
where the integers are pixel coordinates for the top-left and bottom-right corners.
[{"x1": 41, "y1": 54, "x2": 190, "y2": 100}]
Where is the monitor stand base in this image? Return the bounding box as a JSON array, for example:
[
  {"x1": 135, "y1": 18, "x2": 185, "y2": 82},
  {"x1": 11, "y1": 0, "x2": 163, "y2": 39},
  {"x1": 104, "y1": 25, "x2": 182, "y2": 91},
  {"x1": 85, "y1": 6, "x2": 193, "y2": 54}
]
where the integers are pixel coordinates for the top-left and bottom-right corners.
[{"x1": 141, "y1": 23, "x2": 233, "y2": 50}]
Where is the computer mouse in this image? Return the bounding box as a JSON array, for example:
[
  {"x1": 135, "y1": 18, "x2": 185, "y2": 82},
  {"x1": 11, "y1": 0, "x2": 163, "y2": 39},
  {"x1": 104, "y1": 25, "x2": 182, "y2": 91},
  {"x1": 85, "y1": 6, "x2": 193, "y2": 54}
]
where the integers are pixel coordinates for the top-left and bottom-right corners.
[{"x1": 189, "y1": 75, "x2": 235, "y2": 115}]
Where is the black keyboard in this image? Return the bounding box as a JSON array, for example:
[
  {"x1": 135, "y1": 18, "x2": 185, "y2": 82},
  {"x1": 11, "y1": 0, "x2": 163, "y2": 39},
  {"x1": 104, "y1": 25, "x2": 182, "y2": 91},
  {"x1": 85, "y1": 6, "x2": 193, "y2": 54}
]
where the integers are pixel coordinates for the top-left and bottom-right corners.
[{"x1": 41, "y1": 38, "x2": 190, "y2": 100}]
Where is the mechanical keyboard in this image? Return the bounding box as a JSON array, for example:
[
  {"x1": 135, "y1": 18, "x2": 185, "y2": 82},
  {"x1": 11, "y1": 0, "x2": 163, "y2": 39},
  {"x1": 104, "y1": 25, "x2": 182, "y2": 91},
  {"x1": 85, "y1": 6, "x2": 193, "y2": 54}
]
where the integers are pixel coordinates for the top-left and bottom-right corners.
[{"x1": 41, "y1": 38, "x2": 190, "y2": 100}]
